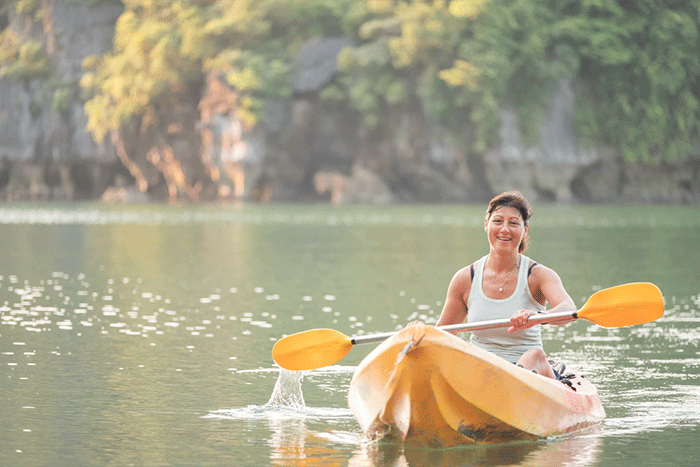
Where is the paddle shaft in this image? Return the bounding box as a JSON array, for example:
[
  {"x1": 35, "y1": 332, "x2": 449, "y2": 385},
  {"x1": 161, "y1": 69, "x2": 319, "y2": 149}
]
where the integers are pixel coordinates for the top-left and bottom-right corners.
[{"x1": 351, "y1": 309, "x2": 576, "y2": 346}]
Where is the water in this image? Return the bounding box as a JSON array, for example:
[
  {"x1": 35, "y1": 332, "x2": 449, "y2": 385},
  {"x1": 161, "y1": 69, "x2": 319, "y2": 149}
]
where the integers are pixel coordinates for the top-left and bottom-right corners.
[{"x1": 0, "y1": 202, "x2": 699, "y2": 466}]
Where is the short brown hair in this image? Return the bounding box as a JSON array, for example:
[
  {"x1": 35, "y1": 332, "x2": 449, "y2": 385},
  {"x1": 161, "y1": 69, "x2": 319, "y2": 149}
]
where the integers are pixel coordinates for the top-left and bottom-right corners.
[{"x1": 486, "y1": 191, "x2": 532, "y2": 252}]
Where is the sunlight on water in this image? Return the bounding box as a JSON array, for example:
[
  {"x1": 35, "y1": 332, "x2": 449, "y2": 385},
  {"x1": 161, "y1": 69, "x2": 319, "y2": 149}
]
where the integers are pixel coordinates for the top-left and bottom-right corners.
[
  {"x1": 0, "y1": 205, "x2": 485, "y2": 227},
  {"x1": 1, "y1": 272, "x2": 194, "y2": 339},
  {"x1": 1, "y1": 204, "x2": 699, "y2": 231},
  {"x1": 0, "y1": 271, "x2": 295, "y2": 344}
]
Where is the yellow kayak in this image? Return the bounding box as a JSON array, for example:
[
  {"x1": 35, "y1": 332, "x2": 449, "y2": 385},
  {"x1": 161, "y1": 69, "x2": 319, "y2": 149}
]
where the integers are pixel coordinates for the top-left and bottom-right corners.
[{"x1": 348, "y1": 323, "x2": 605, "y2": 447}]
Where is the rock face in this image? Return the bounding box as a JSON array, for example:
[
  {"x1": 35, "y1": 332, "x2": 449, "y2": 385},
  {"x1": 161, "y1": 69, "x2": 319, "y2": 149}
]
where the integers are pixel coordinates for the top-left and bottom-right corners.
[
  {"x1": 293, "y1": 37, "x2": 351, "y2": 94},
  {"x1": 0, "y1": 4, "x2": 698, "y2": 204},
  {"x1": 0, "y1": 0, "x2": 123, "y2": 199},
  {"x1": 486, "y1": 81, "x2": 599, "y2": 202},
  {"x1": 313, "y1": 165, "x2": 395, "y2": 205}
]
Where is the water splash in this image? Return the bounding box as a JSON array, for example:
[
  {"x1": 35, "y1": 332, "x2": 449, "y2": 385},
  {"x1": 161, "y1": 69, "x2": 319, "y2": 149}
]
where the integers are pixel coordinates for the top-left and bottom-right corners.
[
  {"x1": 265, "y1": 369, "x2": 306, "y2": 408},
  {"x1": 205, "y1": 368, "x2": 356, "y2": 421}
]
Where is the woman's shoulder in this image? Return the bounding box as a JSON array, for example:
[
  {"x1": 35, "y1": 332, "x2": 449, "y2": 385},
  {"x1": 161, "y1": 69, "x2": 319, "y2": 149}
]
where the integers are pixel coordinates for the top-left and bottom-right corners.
[
  {"x1": 450, "y1": 260, "x2": 479, "y2": 287},
  {"x1": 452, "y1": 255, "x2": 490, "y2": 286},
  {"x1": 525, "y1": 258, "x2": 561, "y2": 283},
  {"x1": 452, "y1": 264, "x2": 473, "y2": 282}
]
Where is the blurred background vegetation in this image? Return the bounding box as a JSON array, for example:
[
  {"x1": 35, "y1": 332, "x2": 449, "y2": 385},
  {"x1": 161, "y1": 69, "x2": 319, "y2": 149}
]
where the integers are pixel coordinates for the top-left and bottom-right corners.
[{"x1": 1, "y1": 0, "x2": 699, "y2": 201}]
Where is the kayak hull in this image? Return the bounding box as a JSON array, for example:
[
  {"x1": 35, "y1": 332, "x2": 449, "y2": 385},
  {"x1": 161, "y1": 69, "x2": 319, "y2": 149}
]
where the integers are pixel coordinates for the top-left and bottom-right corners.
[{"x1": 348, "y1": 324, "x2": 605, "y2": 447}]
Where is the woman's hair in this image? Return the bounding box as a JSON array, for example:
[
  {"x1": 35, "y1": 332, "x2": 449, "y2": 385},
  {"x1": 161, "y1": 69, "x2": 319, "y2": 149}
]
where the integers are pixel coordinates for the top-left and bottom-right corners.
[{"x1": 486, "y1": 191, "x2": 532, "y2": 253}]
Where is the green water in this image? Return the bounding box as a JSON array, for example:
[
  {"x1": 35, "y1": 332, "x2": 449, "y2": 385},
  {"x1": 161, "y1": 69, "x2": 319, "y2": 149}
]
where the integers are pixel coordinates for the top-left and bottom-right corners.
[{"x1": 0, "y1": 202, "x2": 698, "y2": 466}]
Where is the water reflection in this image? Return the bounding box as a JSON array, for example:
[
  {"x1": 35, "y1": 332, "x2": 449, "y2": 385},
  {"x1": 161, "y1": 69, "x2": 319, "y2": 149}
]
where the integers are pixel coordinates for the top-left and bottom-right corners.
[
  {"x1": 206, "y1": 369, "x2": 358, "y2": 466},
  {"x1": 265, "y1": 370, "x2": 354, "y2": 466},
  {"x1": 268, "y1": 417, "x2": 353, "y2": 467},
  {"x1": 206, "y1": 401, "x2": 358, "y2": 466},
  {"x1": 348, "y1": 432, "x2": 602, "y2": 467}
]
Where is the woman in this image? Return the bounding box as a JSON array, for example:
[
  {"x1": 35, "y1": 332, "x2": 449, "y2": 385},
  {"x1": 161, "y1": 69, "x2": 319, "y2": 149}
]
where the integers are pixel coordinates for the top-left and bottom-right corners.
[{"x1": 435, "y1": 191, "x2": 575, "y2": 379}]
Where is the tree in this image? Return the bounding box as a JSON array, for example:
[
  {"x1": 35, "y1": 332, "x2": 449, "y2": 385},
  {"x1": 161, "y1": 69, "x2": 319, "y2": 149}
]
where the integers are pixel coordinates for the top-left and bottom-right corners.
[
  {"x1": 550, "y1": 0, "x2": 700, "y2": 161},
  {"x1": 81, "y1": 0, "x2": 356, "y2": 200},
  {"x1": 71, "y1": 0, "x2": 700, "y2": 201}
]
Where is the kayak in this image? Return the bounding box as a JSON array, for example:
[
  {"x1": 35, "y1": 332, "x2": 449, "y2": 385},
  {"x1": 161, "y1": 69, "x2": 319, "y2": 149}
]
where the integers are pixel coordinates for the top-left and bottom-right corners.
[{"x1": 347, "y1": 323, "x2": 605, "y2": 447}]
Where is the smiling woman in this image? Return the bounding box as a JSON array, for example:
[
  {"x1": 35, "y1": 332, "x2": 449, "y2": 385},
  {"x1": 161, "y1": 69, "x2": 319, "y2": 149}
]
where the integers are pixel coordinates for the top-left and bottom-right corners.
[
  {"x1": 432, "y1": 191, "x2": 577, "y2": 379},
  {"x1": 485, "y1": 190, "x2": 532, "y2": 254}
]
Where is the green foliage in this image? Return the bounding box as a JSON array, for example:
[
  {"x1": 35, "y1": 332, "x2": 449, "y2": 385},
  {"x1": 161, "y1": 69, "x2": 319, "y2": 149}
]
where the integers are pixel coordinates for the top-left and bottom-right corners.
[
  {"x1": 0, "y1": 31, "x2": 51, "y2": 80},
  {"x1": 82, "y1": 0, "x2": 211, "y2": 140},
  {"x1": 81, "y1": 0, "x2": 356, "y2": 141},
  {"x1": 15, "y1": 0, "x2": 40, "y2": 14},
  {"x1": 52, "y1": 87, "x2": 72, "y2": 113},
  {"x1": 551, "y1": 0, "x2": 700, "y2": 161},
  {"x1": 66, "y1": 0, "x2": 121, "y2": 5},
  {"x1": 73, "y1": 0, "x2": 700, "y2": 162},
  {"x1": 337, "y1": 0, "x2": 493, "y2": 141}
]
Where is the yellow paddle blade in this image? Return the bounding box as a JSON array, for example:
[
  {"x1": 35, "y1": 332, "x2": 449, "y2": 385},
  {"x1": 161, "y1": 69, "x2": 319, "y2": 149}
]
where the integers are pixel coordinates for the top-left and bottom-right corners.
[
  {"x1": 272, "y1": 328, "x2": 353, "y2": 371},
  {"x1": 578, "y1": 282, "x2": 664, "y2": 328}
]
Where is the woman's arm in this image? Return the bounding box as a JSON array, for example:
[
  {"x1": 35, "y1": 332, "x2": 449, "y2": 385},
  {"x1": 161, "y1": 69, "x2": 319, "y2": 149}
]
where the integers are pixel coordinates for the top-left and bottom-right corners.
[
  {"x1": 508, "y1": 265, "x2": 576, "y2": 333},
  {"x1": 435, "y1": 267, "x2": 472, "y2": 330}
]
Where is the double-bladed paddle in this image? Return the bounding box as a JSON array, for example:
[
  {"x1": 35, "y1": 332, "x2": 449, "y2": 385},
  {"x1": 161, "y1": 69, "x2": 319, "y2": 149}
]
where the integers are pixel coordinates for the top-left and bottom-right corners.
[{"x1": 272, "y1": 282, "x2": 664, "y2": 371}]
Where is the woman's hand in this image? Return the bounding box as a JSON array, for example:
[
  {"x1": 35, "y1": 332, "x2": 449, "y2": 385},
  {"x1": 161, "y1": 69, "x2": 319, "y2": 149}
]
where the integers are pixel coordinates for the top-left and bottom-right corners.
[{"x1": 508, "y1": 309, "x2": 538, "y2": 333}]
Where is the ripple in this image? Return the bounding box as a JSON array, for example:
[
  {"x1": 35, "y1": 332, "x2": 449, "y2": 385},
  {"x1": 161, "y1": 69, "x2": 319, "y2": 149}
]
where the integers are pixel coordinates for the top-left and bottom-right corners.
[
  {"x1": 204, "y1": 404, "x2": 353, "y2": 422},
  {"x1": 604, "y1": 385, "x2": 700, "y2": 436}
]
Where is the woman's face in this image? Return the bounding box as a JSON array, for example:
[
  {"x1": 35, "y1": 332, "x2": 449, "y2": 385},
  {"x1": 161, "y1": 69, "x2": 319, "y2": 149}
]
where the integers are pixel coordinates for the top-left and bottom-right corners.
[{"x1": 485, "y1": 206, "x2": 528, "y2": 254}]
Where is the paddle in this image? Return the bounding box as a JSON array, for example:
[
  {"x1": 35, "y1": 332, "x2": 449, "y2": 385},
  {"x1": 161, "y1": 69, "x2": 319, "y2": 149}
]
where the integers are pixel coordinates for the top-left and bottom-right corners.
[{"x1": 272, "y1": 282, "x2": 664, "y2": 371}]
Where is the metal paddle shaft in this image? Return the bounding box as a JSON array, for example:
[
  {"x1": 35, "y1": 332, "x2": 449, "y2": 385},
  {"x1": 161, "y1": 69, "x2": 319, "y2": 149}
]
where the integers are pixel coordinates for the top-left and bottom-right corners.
[
  {"x1": 352, "y1": 282, "x2": 664, "y2": 346},
  {"x1": 351, "y1": 310, "x2": 575, "y2": 346}
]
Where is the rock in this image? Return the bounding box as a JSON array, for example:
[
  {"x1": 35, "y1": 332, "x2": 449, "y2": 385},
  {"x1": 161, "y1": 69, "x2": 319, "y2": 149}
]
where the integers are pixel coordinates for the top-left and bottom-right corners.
[
  {"x1": 393, "y1": 164, "x2": 469, "y2": 202},
  {"x1": 293, "y1": 37, "x2": 351, "y2": 94},
  {"x1": 314, "y1": 164, "x2": 395, "y2": 205},
  {"x1": 0, "y1": 0, "x2": 121, "y2": 164},
  {"x1": 487, "y1": 81, "x2": 598, "y2": 202},
  {"x1": 101, "y1": 186, "x2": 149, "y2": 203}
]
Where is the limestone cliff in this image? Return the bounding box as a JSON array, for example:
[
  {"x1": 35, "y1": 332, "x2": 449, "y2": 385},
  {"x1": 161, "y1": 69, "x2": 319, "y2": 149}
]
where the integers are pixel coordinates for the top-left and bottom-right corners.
[
  {"x1": 0, "y1": 0, "x2": 124, "y2": 199},
  {"x1": 0, "y1": 1, "x2": 698, "y2": 204}
]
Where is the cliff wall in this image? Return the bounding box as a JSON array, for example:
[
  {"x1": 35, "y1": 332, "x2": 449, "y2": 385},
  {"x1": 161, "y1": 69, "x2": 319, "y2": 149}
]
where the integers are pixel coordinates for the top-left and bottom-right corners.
[{"x1": 0, "y1": 1, "x2": 698, "y2": 204}]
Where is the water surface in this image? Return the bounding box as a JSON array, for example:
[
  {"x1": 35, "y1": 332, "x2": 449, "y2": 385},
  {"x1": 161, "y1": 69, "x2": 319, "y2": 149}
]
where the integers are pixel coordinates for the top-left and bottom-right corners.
[{"x1": 1, "y1": 202, "x2": 698, "y2": 466}]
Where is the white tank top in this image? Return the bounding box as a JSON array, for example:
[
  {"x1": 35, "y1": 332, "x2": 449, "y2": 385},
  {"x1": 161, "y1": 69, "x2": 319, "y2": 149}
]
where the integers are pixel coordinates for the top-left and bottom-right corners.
[{"x1": 467, "y1": 254, "x2": 546, "y2": 363}]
